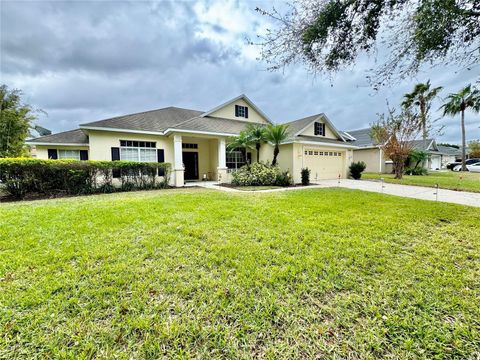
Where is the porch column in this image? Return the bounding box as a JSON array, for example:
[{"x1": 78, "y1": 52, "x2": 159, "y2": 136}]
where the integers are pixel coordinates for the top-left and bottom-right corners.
[
  {"x1": 217, "y1": 138, "x2": 228, "y2": 182},
  {"x1": 173, "y1": 134, "x2": 184, "y2": 187}
]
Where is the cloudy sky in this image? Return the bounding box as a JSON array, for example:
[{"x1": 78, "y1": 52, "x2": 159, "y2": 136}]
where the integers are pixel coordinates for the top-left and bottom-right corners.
[{"x1": 1, "y1": 0, "x2": 479, "y2": 143}]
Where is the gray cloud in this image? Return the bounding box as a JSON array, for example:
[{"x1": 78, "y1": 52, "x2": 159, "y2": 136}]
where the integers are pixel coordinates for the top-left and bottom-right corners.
[{"x1": 1, "y1": 0, "x2": 479, "y2": 144}]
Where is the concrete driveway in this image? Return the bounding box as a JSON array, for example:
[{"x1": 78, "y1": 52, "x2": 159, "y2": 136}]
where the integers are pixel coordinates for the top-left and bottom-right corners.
[{"x1": 316, "y1": 179, "x2": 480, "y2": 208}]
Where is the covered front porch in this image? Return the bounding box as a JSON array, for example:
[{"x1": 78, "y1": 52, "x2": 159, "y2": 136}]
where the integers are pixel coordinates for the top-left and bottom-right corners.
[{"x1": 171, "y1": 133, "x2": 230, "y2": 187}]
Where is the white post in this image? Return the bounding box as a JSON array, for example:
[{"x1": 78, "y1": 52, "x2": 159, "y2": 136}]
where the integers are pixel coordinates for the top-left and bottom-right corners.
[
  {"x1": 173, "y1": 134, "x2": 184, "y2": 187},
  {"x1": 217, "y1": 138, "x2": 228, "y2": 183}
]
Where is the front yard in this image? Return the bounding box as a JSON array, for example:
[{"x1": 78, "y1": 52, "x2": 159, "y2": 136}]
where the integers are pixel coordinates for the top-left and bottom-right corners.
[
  {"x1": 1, "y1": 189, "x2": 479, "y2": 358},
  {"x1": 363, "y1": 171, "x2": 480, "y2": 193}
]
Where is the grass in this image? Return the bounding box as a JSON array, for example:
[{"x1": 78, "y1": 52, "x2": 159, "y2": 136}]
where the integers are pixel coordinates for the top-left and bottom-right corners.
[
  {"x1": 1, "y1": 188, "x2": 479, "y2": 358},
  {"x1": 223, "y1": 185, "x2": 284, "y2": 191},
  {"x1": 363, "y1": 171, "x2": 480, "y2": 193}
]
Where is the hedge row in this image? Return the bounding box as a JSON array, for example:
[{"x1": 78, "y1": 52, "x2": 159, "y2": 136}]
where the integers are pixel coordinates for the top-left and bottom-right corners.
[{"x1": 0, "y1": 158, "x2": 171, "y2": 199}]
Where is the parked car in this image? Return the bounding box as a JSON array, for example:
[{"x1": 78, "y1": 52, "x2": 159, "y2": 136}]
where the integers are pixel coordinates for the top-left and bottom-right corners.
[
  {"x1": 466, "y1": 162, "x2": 480, "y2": 173},
  {"x1": 449, "y1": 158, "x2": 480, "y2": 171}
]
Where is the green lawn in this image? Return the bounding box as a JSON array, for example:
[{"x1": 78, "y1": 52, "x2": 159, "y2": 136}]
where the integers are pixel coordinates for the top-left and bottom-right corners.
[
  {"x1": 1, "y1": 189, "x2": 479, "y2": 358},
  {"x1": 224, "y1": 185, "x2": 284, "y2": 191},
  {"x1": 363, "y1": 171, "x2": 480, "y2": 193}
]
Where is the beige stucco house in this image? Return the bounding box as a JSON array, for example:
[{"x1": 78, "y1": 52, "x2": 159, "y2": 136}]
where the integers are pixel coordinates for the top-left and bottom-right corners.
[
  {"x1": 343, "y1": 128, "x2": 458, "y2": 172},
  {"x1": 27, "y1": 95, "x2": 357, "y2": 186}
]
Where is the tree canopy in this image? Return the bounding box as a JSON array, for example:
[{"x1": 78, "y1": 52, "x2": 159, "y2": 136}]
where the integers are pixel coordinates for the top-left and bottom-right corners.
[
  {"x1": 0, "y1": 85, "x2": 37, "y2": 158},
  {"x1": 256, "y1": 0, "x2": 480, "y2": 87}
]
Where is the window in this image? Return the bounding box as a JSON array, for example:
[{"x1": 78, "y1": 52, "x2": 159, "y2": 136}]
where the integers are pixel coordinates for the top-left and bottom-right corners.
[
  {"x1": 182, "y1": 143, "x2": 198, "y2": 149},
  {"x1": 59, "y1": 150, "x2": 80, "y2": 160},
  {"x1": 120, "y1": 140, "x2": 157, "y2": 162},
  {"x1": 120, "y1": 140, "x2": 156, "y2": 148},
  {"x1": 235, "y1": 105, "x2": 249, "y2": 118},
  {"x1": 314, "y1": 122, "x2": 325, "y2": 136},
  {"x1": 226, "y1": 149, "x2": 246, "y2": 170}
]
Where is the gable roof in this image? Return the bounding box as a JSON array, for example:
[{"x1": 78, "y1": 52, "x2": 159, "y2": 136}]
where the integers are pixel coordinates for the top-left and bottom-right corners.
[
  {"x1": 200, "y1": 94, "x2": 273, "y2": 123},
  {"x1": 27, "y1": 129, "x2": 89, "y2": 145},
  {"x1": 283, "y1": 113, "x2": 346, "y2": 143},
  {"x1": 411, "y1": 139, "x2": 436, "y2": 152},
  {"x1": 80, "y1": 106, "x2": 203, "y2": 133}
]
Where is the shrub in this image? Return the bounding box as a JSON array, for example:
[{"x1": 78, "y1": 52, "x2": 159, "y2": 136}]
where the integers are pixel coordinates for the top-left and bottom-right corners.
[
  {"x1": 404, "y1": 167, "x2": 428, "y2": 176},
  {"x1": 301, "y1": 168, "x2": 310, "y2": 185},
  {"x1": 349, "y1": 161, "x2": 367, "y2": 180},
  {"x1": 231, "y1": 162, "x2": 291, "y2": 186},
  {"x1": 0, "y1": 158, "x2": 171, "y2": 199},
  {"x1": 275, "y1": 170, "x2": 293, "y2": 187}
]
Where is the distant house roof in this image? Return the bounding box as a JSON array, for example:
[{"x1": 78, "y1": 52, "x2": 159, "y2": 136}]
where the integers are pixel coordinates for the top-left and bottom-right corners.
[
  {"x1": 410, "y1": 139, "x2": 436, "y2": 152},
  {"x1": 27, "y1": 129, "x2": 88, "y2": 145},
  {"x1": 437, "y1": 145, "x2": 462, "y2": 156}
]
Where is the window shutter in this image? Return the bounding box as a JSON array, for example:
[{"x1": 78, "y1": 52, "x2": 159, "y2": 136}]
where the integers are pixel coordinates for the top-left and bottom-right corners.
[
  {"x1": 47, "y1": 149, "x2": 58, "y2": 159},
  {"x1": 235, "y1": 105, "x2": 239, "y2": 117},
  {"x1": 322, "y1": 123, "x2": 326, "y2": 136},
  {"x1": 157, "y1": 149, "x2": 165, "y2": 176},
  {"x1": 111, "y1": 147, "x2": 120, "y2": 178},
  {"x1": 244, "y1": 107, "x2": 249, "y2": 118},
  {"x1": 80, "y1": 150, "x2": 88, "y2": 161},
  {"x1": 111, "y1": 147, "x2": 120, "y2": 161}
]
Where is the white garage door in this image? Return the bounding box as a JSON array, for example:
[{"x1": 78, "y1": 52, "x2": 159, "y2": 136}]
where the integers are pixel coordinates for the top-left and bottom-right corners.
[
  {"x1": 430, "y1": 155, "x2": 441, "y2": 170},
  {"x1": 304, "y1": 148, "x2": 344, "y2": 180}
]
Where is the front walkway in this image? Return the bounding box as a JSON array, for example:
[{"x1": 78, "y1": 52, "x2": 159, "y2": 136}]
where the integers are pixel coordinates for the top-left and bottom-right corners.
[{"x1": 187, "y1": 180, "x2": 480, "y2": 207}]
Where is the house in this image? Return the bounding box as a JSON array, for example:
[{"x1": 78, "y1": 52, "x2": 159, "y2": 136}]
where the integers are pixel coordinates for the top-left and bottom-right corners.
[
  {"x1": 343, "y1": 128, "x2": 451, "y2": 172},
  {"x1": 437, "y1": 145, "x2": 462, "y2": 168},
  {"x1": 27, "y1": 95, "x2": 357, "y2": 186}
]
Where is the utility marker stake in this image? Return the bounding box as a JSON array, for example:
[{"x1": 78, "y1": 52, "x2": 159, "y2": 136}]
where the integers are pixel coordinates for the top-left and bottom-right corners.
[
  {"x1": 381, "y1": 178, "x2": 385, "y2": 193},
  {"x1": 434, "y1": 184, "x2": 439, "y2": 202},
  {"x1": 338, "y1": 174, "x2": 341, "y2": 187}
]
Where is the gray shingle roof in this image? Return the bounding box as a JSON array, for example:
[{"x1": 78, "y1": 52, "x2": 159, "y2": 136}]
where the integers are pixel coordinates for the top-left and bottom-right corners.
[
  {"x1": 283, "y1": 114, "x2": 322, "y2": 140},
  {"x1": 410, "y1": 139, "x2": 435, "y2": 152},
  {"x1": 343, "y1": 128, "x2": 378, "y2": 147},
  {"x1": 27, "y1": 129, "x2": 89, "y2": 144},
  {"x1": 81, "y1": 106, "x2": 204, "y2": 132},
  {"x1": 171, "y1": 116, "x2": 254, "y2": 135},
  {"x1": 437, "y1": 145, "x2": 462, "y2": 156}
]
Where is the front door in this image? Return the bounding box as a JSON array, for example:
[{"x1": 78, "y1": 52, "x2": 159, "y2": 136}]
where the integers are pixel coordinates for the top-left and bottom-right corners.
[{"x1": 183, "y1": 152, "x2": 199, "y2": 180}]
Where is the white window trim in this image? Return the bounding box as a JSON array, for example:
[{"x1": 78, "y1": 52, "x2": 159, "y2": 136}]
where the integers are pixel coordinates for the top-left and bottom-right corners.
[
  {"x1": 120, "y1": 145, "x2": 157, "y2": 163},
  {"x1": 58, "y1": 149, "x2": 81, "y2": 160}
]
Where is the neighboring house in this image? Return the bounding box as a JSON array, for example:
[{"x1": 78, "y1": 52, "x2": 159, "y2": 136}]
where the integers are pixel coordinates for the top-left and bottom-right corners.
[
  {"x1": 437, "y1": 145, "x2": 462, "y2": 167},
  {"x1": 27, "y1": 95, "x2": 357, "y2": 186},
  {"x1": 343, "y1": 128, "x2": 451, "y2": 172}
]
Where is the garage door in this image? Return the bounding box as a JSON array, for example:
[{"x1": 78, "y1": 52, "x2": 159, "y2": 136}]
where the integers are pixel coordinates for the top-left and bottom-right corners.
[{"x1": 303, "y1": 148, "x2": 344, "y2": 180}]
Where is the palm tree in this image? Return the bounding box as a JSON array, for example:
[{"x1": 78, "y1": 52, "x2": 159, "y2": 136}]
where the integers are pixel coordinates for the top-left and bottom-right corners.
[
  {"x1": 402, "y1": 80, "x2": 442, "y2": 147},
  {"x1": 441, "y1": 84, "x2": 480, "y2": 171},
  {"x1": 245, "y1": 124, "x2": 267, "y2": 162},
  {"x1": 227, "y1": 130, "x2": 253, "y2": 157},
  {"x1": 265, "y1": 124, "x2": 289, "y2": 166}
]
